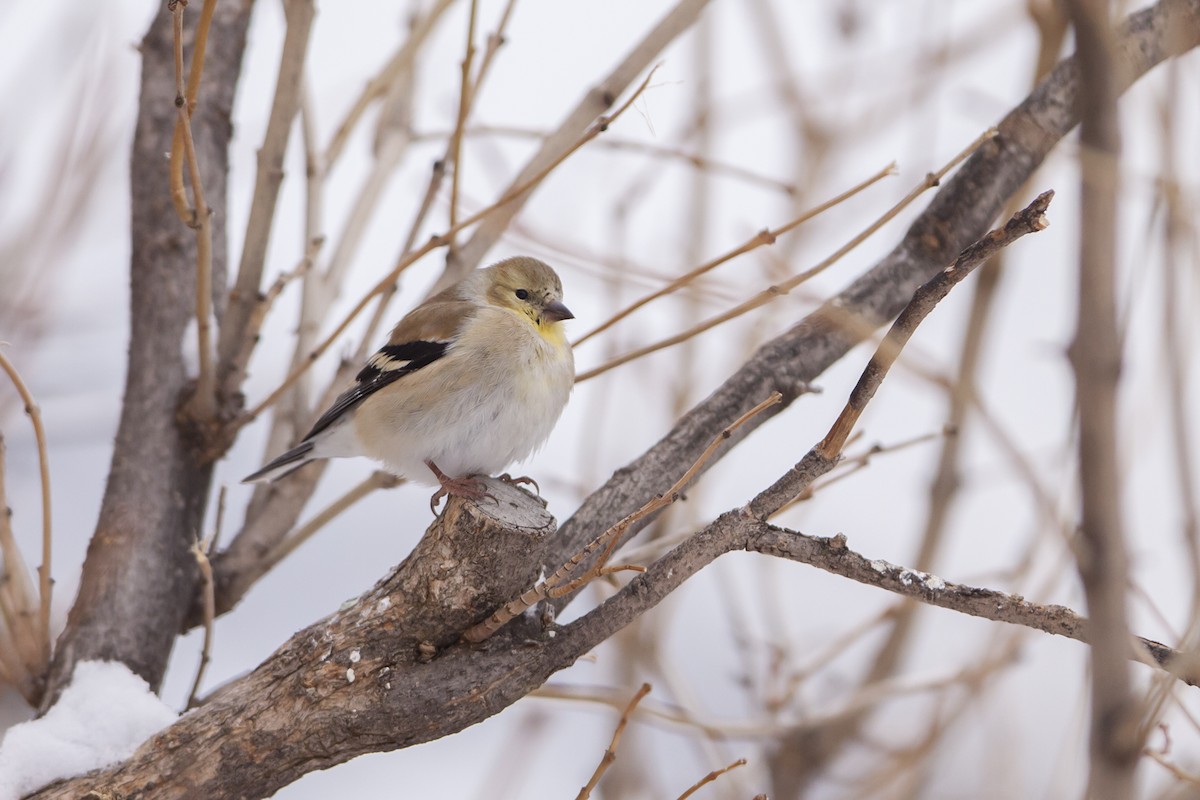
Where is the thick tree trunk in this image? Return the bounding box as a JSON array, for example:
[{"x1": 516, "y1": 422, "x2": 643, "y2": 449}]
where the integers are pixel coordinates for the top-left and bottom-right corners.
[{"x1": 40, "y1": 1, "x2": 253, "y2": 707}]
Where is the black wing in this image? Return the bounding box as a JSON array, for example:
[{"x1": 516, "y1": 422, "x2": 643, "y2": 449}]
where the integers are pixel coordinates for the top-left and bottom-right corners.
[{"x1": 303, "y1": 340, "x2": 449, "y2": 440}]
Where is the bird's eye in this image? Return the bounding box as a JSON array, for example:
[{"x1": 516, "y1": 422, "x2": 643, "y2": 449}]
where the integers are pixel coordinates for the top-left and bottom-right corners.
[{"x1": 515, "y1": 289, "x2": 530, "y2": 300}]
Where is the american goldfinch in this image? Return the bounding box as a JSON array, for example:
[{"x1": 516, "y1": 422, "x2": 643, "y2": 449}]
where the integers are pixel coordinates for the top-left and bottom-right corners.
[{"x1": 243, "y1": 256, "x2": 575, "y2": 508}]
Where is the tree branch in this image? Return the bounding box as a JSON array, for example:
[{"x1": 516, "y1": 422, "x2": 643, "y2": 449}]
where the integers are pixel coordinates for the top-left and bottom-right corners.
[
  {"x1": 542, "y1": 0, "x2": 1200, "y2": 603},
  {"x1": 1065, "y1": 2, "x2": 1139, "y2": 796},
  {"x1": 36, "y1": 493, "x2": 1195, "y2": 799},
  {"x1": 40, "y1": 4, "x2": 252, "y2": 708}
]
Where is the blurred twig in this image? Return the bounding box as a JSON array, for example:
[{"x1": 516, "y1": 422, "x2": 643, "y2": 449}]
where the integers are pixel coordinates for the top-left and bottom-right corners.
[
  {"x1": 574, "y1": 162, "x2": 897, "y2": 347},
  {"x1": 0, "y1": 348, "x2": 52, "y2": 669},
  {"x1": 443, "y1": 0, "x2": 714, "y2": 286},
  {"x1": 0, "y1": 434, "x2": 46, "y2": 704},
  {"x1": 577, "y1": 130, "x2": 995, "y2": 383},
  {"x1": 675, "y1": 758, "x2": 747, "y2": 800},
  {"x1": 215, "y1": 0, "x2": 315, "y2": 406},
  {"x1": 576, "y1": 683, "x2": 652, "y2": 800},
  {"x1": 261, "y1": 471, "x2": 401, "y2": 569},
  {"x1": 446, "y1": 0, "x2": 479, "y2": 258},
  {"x1": 1064, "y1": 4, "x2": 1138, "y2": 796}
]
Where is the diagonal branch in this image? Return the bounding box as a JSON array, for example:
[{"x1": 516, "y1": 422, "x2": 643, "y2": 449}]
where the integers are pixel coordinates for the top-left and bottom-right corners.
[{"x1": 543, "y1": 0, "x2": 1200, "y2": 596}]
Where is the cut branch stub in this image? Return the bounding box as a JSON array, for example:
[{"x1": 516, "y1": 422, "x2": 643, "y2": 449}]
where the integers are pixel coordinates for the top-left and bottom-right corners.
[
  {"x1": 385, "y1": 477, "x2": 556, "y2": 649},
  {"x1": 32, "y1": 480, "x2": 556, "y2": 799}
]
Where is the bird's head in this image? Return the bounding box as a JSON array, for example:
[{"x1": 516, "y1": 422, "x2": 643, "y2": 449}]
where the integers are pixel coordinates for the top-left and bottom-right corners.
[{"x1": 478, "y1": 256, "x2": 574, "y2": 337}]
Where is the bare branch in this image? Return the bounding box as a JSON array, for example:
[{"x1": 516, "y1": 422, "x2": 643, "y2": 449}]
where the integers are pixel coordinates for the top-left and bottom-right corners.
[
  {"x1": 441, "y1": 0, "x2": 714, "y2": 286},
  {"x1": 575, "y1": 130, "x2": 995, "y2": 383},
  {"x1": 544, "y1": 0, "x2": 1200, "y2": 606},
  {"x1": 676, "y1": 758, "x2": 747, "y2": 800},
  {"x1": 0, "y1": 434, "x2": 45, "y2": 704},
  {"x1": 215, "y1": 0, "x2": 315, "y2": 405},
  {"x1": 1064, "y1": 2, "x2": 1139, "y2": 795},
  {"x1": 0, "y1": 349, "x2": 52, "y2": 671},
  {"x1": 29, "y1": 492, "x2": 1197, "y2": 798},
  {"x1": 576, "y1": 683, "x2": 652, "y2": 800},
  {"x1": 573, "y1": 161, "x2": 897, "y2": 348},
  {"x1": 169, "y1": 0, "x2": 218, "y2": 419},
  {"x1": 816, "y1": 190, "x2": 1052, "y2": 460},
  {"x1": 463, "y1": 392, "x2": 782, "y2": 643}
]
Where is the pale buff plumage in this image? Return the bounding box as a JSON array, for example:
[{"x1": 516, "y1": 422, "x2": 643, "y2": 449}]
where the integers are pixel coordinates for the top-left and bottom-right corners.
[{"x1": 244, "y1": 256, "x2": 574, "y2": 505}]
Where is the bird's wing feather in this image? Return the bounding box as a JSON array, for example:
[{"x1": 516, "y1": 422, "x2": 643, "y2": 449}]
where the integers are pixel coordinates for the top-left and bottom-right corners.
[{"x1": 302, "y1": 297, "x2": 473, "y2": 440}]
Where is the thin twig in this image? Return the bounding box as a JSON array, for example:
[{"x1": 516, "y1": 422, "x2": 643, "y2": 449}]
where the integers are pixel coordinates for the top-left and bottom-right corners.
[
  {"x1": 262, "y1": 471, "x2": 402, "y2": 569},
  {"x1": 773, "y1": 428, "x2": 952, "y2": 514},
  {"x1": 0, "y1": 434, "x2": 43, "y2": 703},
  {"x1": 675, "y1": 757, "x2": 748, "y2": 800},
  {"x1": 575, "y1": 683, "x2": 652, "y2": 800},
  {"x1": 357, "y1": 0, "x2": 517, "y2": 360},
  {"x1": 0, "y1": 348, "x2": 52, "y2": 665},
  {"x1": 448, "y1": 0, "x2": 712, "y2": 284},
  {"x1": 576, "y1": 129, "x2": 997, "y2": 383},
  {"x1": 574, "y1": 162, "x2": 896, "y2": 346},
  {"x1": 1065, "y1": 5, "x2": 1138, "y2": 794},
  {"x1": 215, "y1": 0, "x2": 315, "y2": 404},
  {"x1": 817, "y1": 190, "x2": 1053, "y2": 459},
  {"x1": 323, "y1": 0, "x2": 455, "y2": 169},
  {"x1": 446, "y1": 0, "x2": 479, "y2": 257},
  {"x1": 355, "y1": 159, "x2": 446, "y2": 363},
  {"x1": 170, "y1": 0, "x2": 217, "y2": 418},
  {"x1": 463, "y1": 392, "x2": 782, "y2": 643},
  {"x1": 243, "y1": 67, "x2": 662, "y2": 424},
  {"x1": 411, "y1": 125, "x2": 801, "y2": 196},
  {"x1": 168, "y1": 0, "x2": 217, "y2": 220},
  {"x1": 747, "y1": 191, "x2": 1053, "y2": 519},
  {"x1": 186, "y1": 537, "x2": 215, "y2": 710}
]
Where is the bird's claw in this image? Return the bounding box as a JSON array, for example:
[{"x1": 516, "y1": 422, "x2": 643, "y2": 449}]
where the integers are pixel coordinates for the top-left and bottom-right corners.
[
  {"x1": 426, "y1": 460, "x2": 496, "y2": 513},
  {"x1": 498, "y1": 473, "x2": 540, "y2": 495}
]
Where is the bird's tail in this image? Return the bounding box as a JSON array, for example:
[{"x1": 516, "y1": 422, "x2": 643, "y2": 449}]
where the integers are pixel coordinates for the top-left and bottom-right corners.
[{"x1": 242, "y1": 441, "x2": 317, "y2": 484}]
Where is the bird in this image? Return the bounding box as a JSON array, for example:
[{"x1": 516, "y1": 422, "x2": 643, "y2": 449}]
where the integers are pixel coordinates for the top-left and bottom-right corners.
[{"x1": 243, "y1": 256, "x2": 575, "y2": 510}]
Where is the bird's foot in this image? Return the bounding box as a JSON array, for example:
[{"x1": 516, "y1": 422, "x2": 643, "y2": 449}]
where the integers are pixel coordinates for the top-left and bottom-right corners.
[
  {"x1": 497, "y1": 473, "x2": 540, "y2": 496},
  {"x1": 426, "y1": 461, "x2": 495, "y2": 513}
]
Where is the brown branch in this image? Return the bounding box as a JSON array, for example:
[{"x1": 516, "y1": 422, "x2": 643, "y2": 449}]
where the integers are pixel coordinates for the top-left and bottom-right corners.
[
  {"x1": 817, "y1": 190, "x2": 1052, "y2": 460},
  {"x1": 0, "y1": 349, "x2": 52, "y2": 671},
  {"x1": 676, "y1": 758, "x2": 747, "y2": 800},
  {"x1": 574, "y1": 129, "x2": 993, "y2": 383},
  {"x1": 543, "y1": 0, "x2": 1200, "y2": 608},
  {"x1": 214, "y1": 0, "x2": 315, "y2": 407},
  {"x1": 463, "y1": 392, "x2": 782, "y2": 643},
  {"x1": 442, "y1": 0, "x2": 714, "y2": 286},
  {"x1": 185, "y1": 538, "x2": 215, "y2": 710},
  {"x1": 576, "y1": 683, "x2": 652, "y2": 800},
  {"x1": 30, "y1": 488, "x2": 1198, "y2": 798},
  {"x1": 573, "y1": 161, "x2": 897, "y2": 347},
  {"x1": 170, "y1": 0, "x2": 218, "y2": 419},
  {"x1": 721, "y1": 191, "x2": 1044, "y2": 527},
  {"x1": 1065, "y1": 3, "x2": 1139, "y2": 796},
  {"x1": 167, "y1": 0, "x2": 217, "y2": 221}
]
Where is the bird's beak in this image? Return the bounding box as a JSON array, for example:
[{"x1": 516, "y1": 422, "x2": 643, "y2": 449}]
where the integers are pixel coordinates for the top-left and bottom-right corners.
[{"x1": 542, "y1": 300, "x2": 574, "y2": 322}]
